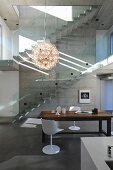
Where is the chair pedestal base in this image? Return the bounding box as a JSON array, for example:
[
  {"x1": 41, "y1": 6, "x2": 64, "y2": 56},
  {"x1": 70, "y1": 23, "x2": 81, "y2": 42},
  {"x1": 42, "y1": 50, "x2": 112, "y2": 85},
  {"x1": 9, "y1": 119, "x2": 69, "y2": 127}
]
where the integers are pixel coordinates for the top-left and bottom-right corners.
[
  {"x1": 69, "y1": 126, "x2": 80, "y2": 131},
  {"x1": 42, "y1": 145, "x2": 60, "y2": 155}
]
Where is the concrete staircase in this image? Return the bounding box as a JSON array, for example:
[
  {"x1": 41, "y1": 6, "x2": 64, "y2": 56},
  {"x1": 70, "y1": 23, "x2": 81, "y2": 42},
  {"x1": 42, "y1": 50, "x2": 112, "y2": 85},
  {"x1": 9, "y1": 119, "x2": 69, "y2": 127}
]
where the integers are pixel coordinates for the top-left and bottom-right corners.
[
  {"x1": 49, "y1": 6, "x2": 98, "y2": 43},
  {"x1": 13, "y1": 6, "x2": 99, "y2": 121}
]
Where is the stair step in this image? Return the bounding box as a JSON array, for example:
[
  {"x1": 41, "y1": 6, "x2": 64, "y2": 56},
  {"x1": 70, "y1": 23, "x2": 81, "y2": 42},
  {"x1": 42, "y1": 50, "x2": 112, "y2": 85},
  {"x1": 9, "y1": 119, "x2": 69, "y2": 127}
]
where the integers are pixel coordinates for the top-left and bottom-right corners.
[
  {"x1": 80, "y1": 13, "x2": 86, "y2": 16},
  {"x1": 49, "y1": 6, "x2": 98, "y2": 43}
]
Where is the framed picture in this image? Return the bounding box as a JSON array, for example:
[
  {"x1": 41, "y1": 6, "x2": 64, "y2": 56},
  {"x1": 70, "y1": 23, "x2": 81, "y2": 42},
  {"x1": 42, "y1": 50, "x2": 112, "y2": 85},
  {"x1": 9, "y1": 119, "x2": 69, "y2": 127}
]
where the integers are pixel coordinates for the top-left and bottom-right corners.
[{"x1": 79, "y1": 90, "x2": 90, "y2": 103}]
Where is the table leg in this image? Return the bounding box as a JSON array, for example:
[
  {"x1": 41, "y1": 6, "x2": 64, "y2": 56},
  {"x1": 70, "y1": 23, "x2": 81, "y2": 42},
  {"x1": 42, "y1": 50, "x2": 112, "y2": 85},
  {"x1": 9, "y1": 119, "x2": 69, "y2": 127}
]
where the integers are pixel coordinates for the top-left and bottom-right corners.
[
  {"x1": 107, "y1": 118, "x2": 111, "y2": 136},
  {"x1": 99, "y1": 120, "x2": 102, "y2": 133},
  {"x1": 42, "y1": 130, "x2": 45, "y2": 142}
]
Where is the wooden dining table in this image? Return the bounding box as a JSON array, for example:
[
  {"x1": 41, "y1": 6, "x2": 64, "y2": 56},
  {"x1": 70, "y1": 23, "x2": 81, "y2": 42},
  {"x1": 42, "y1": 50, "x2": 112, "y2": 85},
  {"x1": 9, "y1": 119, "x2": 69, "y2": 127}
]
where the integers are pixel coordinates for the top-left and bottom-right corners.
[{"x1": 39, "y1": 111, "x2": 113, "y2": 142}]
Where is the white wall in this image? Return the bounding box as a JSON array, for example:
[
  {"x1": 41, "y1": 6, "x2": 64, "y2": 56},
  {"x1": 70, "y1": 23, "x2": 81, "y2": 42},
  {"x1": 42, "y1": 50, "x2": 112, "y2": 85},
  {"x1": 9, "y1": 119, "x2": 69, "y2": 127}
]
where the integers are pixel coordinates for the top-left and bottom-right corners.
[
  {"x1": 0, "y1": 16, "x2": 13, "y2": 60},
  {"x1": 0, "y1": 71, "x2": 19, "y2": 117},
  {"x1": 12, "y1": 30, "x2": 19, "y2": 56}
]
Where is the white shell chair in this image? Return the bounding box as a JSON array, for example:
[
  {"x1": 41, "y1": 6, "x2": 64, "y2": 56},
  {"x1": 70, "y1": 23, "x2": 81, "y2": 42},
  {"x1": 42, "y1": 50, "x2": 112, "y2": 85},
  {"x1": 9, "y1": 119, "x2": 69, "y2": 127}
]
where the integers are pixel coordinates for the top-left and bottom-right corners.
[
  {"x1": 41, "y1": 119, "x2": 64, "y2": 155},
  {"x1": 69, "y1": 106, "x2": 81, "y2": 131}
]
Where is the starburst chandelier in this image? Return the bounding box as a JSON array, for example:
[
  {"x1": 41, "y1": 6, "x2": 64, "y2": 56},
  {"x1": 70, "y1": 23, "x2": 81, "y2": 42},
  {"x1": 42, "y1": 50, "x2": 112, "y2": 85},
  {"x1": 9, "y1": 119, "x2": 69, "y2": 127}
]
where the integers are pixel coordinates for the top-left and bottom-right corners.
[
  {"x1": 31, "y1": 41, "x2": 59, "y2": 70},
  {"x1": 30, "y1": 1, "x2": 59, "y2": 71}
]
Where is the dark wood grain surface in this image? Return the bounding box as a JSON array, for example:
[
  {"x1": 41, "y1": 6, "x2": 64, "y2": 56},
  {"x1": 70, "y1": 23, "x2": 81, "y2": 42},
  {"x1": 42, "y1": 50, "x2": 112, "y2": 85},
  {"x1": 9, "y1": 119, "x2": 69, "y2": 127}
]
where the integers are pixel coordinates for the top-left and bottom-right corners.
[{"x1": 39, "y1": 111, "x2": 113, "y2": 121}]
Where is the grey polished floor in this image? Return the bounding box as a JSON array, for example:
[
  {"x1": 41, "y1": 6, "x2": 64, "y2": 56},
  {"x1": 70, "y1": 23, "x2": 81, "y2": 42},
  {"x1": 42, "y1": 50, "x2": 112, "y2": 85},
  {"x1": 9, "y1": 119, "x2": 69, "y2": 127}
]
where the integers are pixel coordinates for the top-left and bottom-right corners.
[{"x1": 0, "y1": 121, "x2": 108, "y2": 170}]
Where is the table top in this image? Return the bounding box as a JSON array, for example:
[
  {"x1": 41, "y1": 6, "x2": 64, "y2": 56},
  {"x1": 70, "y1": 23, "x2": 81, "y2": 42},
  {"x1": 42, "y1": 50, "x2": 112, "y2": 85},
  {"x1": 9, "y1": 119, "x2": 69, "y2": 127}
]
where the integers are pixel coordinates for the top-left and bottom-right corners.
[{"x1": 39, "y1": 111, "x2": 113, "y2": 121}]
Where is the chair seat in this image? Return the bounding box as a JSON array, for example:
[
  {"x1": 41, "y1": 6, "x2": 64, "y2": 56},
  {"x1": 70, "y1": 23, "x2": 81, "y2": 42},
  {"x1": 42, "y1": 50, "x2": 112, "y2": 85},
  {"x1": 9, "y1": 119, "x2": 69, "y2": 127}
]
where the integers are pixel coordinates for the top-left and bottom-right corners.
[
  {"x1": 69, "y1": 125, "x2": 80, "y2": 131},
  {"x1": 41, "y1": 119, "x2": 64, "y2": 155},
  {"x1": 42, "y1": 145, "x2": 60, "y2": 155},
  {"x1": 57, "y1": 128, "x2": 64, "y2": 133}
]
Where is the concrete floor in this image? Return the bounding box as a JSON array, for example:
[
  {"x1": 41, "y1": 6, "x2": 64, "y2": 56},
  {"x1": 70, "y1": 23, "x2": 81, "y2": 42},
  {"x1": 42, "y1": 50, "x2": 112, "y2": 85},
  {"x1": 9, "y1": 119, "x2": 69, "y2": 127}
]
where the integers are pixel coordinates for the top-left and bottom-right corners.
[{"x1": 0, "y1": 121, "x2": 108, "y2": 170}]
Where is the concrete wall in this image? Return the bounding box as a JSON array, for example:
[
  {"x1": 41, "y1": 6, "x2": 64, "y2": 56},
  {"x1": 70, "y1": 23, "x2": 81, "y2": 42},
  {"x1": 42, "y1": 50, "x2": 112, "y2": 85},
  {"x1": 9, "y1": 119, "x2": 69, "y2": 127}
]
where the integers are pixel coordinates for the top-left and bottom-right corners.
[
  {"x1": 58, "y1": 23, "x2": 96, "y2": 65},
  {"x1": 19, "y1": 70, "x2": 97, "y2": 116},
  {"x1": 0, "y1": 71, "x2": 19, "y2": 117},
  {"x1": 19, "y1": 23, "x2": 97, "y2": 114},
  {"x1": 51, "y1": 74, "x2": 97, "y2": 111}
]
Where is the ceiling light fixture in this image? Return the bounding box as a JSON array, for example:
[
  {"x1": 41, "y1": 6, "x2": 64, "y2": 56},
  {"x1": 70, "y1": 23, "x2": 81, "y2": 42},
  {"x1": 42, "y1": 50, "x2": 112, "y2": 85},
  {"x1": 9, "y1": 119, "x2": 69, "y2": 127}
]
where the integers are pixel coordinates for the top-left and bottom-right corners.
[
  {"x1": 29, "y1": 1, "x2": 59, "y2": 70},
  {"x1": 31, "y1": 41, "x2": 59, "y2": 70},
  {"x1": 20, "y1": 53, "x2": 56, "y2": 70}
]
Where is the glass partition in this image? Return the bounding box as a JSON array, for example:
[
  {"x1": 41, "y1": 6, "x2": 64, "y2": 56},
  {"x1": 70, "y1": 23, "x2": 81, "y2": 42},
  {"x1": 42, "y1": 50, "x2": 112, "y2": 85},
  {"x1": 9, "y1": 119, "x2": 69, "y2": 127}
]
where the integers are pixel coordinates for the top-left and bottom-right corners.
[{"x1": 12, "y1": 5, "x2": 113, "y2": 118}]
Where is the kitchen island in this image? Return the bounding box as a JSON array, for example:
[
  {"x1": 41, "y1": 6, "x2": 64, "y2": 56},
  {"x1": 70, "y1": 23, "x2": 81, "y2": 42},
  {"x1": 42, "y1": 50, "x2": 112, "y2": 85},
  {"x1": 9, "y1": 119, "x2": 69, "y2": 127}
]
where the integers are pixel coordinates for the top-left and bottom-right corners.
[{"x1": 81, "y1": 137, "x2": 113, "y2": 170}]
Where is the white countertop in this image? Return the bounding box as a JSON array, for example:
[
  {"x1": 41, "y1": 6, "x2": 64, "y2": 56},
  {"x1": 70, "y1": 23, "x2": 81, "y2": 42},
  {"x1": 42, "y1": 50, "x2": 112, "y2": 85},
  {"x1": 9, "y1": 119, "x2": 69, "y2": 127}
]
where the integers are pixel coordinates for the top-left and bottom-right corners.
[{"x1": 81, "y1": 137, "x2": 113, "y2": 170}]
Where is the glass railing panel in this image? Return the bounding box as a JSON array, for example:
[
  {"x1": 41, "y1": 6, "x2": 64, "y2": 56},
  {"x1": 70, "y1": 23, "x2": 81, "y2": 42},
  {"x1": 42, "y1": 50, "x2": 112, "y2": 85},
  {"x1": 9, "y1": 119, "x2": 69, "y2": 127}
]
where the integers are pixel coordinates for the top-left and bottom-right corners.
[
  {"x1": 0, "y1": 60, "x2": 19, "y2": 71},
  {"x1": 12, "y1": 5, "x2": 113, "y2": 119}
]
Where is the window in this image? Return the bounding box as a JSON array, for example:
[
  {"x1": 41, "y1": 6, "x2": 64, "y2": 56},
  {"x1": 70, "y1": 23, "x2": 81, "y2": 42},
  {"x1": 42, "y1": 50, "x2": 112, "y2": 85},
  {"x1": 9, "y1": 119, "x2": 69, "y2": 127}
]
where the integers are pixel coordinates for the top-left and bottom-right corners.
[
  {"x1": 0, "y1": 24, "x2": 2, "y2": 59},
  {"x1": 110, "y1": 32, "x2": 113, "y2": 55}
]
